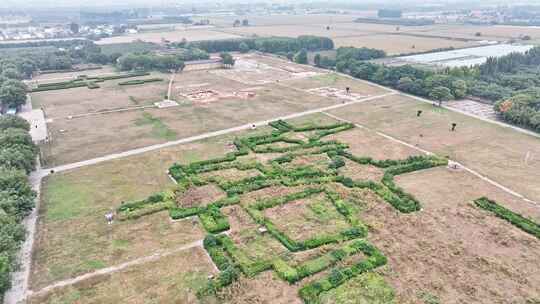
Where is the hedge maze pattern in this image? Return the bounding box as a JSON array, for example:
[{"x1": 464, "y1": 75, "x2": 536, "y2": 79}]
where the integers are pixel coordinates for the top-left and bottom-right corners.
[
  {"x1": 117, "y1": 119, "x2": 448, "y2": 303},
  {"x1": 30, "y1": 71, "x2": 151, "y2": 92}
]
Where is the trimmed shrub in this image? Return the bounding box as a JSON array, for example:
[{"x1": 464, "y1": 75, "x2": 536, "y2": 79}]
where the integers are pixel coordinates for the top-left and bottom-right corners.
[{"x1": 475, "y1": 197, "x2": 540, "y2": 239}]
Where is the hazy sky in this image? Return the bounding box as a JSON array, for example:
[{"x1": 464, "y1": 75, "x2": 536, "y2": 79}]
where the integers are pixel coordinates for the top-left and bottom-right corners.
[{"x1": 3, "y1": 0, "x2": 540, "y2": 10}]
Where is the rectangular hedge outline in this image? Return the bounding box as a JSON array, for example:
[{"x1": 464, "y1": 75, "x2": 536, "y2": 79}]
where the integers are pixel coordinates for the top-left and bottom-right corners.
[{"x1": 244, "y1": 188, "x2": 368, "y2": 252}]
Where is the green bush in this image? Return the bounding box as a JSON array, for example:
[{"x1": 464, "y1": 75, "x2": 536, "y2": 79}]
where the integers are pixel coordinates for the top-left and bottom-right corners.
[
  {"x1": 118, "y1": 78, "x2": 163, "y2": 86},
  {"x1": 474, "y1": 197, "x2": 540, "y2": 239}
]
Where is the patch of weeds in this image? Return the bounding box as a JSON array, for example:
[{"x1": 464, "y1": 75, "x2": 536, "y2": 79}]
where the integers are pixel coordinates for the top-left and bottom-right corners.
[
  {"x1": 43, "y1": 176, "x2": 90, "y2": 222},
  {"x1": 129, "y1": 96, "x2": 140, "y2": 105},
  {"x1": 84, "y1": 259, "x2": 106, "y2": 271},
  {"x1": 308, "y1": 199, "x2": 335, "y2": 223},
  {"x1": 313, "y1": 73, "x2": 339, "y2": 85},
  {"x1": 183, "y1": 271, "x2": 211, "y2": 292},
  {"x1": 318, "y1": 271, "x2": 395, "y2": 304},
  {"x1": 418, "y1": 290, "x2": 441, "y2": 304},
  {"x1": 112, "y1": 239, "x2": 130, "y2": 249},
  {"x1": 48, "y1": 289, "x2": 81, "y2": 304},
  {"x1": 135, "y1": 112, "x2": 177, "y2": 141}
]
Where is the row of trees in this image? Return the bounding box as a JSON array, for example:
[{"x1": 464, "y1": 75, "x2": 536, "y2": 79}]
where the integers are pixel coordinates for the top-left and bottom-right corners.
[
  {"x1": 0, "y1": 60, "x2": 29, "y2": 110},
  {"x1": 184, "y1": 36, "x2": 334, "y2": 54},
  {"x1": 314, "y1": 44, "x2": 540, "y2": 132},
  {"x1": 0, "y1": 115, "x2": 37, "y2": 296},
  {"x1": 116, "y1": 48, "x2": 212, "y2": 71}
]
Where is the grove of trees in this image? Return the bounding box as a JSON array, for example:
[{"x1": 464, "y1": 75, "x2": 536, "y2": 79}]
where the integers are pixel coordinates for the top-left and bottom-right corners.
[{"x1": 0, "y1": 115, "x2": 37, "y2": 297}]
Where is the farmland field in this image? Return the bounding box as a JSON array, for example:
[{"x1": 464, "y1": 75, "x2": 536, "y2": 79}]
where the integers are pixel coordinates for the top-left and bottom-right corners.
[
  {"x1": 94, "y1": 29, "x2": 242, "y2": 44},
  {"x1": 333, "y1": 34, "x2": 479, "y2": 54}
]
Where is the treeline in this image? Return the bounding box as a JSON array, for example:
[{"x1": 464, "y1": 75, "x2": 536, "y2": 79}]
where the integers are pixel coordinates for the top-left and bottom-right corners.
[
  {"x1": 182, "y1": 35, "x2": 334, "y2": 54},
  {"x1": 318, "y1": 45, "x2": 540, "y2": 132},
  {"x1": 0, "y1": 40, "x2": 120, "y2": 74},
  {"x1": 0, "y1": 115, "x2": 37, "y2": 298},
  {"x1": 116, "y1": 47, "x2": 210, "y2": 71},
  {"x1": 0, "y1": 60, "x2": 29, "y2": 110}
]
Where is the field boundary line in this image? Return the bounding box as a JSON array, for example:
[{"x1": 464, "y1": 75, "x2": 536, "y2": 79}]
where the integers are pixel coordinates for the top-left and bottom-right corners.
[
  {"x1": 322, "y1": 111, "x2": 540, "y2": 209},
  {"x1": 45, "y1": 92, "x2": 396, "y2": 174},
  {"x1": 28, "y1": 239, "x2": 206, "y2": 299}
]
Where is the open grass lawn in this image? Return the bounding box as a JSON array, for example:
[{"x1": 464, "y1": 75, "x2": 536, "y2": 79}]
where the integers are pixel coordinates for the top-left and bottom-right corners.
[{"x1": 328, "y1": 94, "x2": 540, "y2": 203}]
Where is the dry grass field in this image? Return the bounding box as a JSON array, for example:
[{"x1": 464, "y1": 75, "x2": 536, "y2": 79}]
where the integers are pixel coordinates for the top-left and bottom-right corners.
[
  {"x1": 219, "y1": 22, "x2": 484, "y2": 55},
  {"x1": 333, "y1": 34, "x2": 479, "y2": 54},
  {"x1": 29, "y1": 112, "x2": 540, "y2": 304},
  {"x1": 37, "y1": 54, "x2": 388, "y2": 166},
  {"x1": 31, "y1": 71, "x2": 170, "y2": 118},
  {"x1": 327, "y1": 94, "x2": 540, "y2": 204}
]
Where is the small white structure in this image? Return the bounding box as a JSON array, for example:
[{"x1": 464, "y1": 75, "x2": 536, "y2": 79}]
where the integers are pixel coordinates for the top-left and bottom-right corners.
[{"x1": 154, "y1": 100, "x2": 179, "y2": 108}]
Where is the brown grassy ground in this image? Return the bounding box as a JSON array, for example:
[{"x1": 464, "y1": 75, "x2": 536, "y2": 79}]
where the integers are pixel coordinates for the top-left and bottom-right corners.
[
  {"x1": 39, "y1": 56, "x2": 355, "y2": 166},
  {"x1": 410, "y1": 24, "x2": 540, "y2": 41},
  {"x1": 30, "y1": 128, "x2": 266, "y2": 290},
  {"x1": 31, "y1": 111, "x2": 540, "y2": 303},
  {"x1": 364, "y1": 166, "x2": 540, "y2": 304},
  {"x1": 31, "y1": 71, "x2": 169, "y2": 118},
  {"x1": 328, "y1": 94, "x2": 540, "y2": 203},
  {"x1": 282, "y1": 73, "x2": 389, "y2": 97},
  {"x1": 29, "y1": 247, "x2": 216, "y2": 304},
  {"x1": 333, "y1": 34, "x2": 478, "y2": 55}
]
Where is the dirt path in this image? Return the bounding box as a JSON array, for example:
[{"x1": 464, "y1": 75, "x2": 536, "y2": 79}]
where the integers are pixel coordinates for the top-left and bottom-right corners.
[
  {"x1": 323, "y1": 111, "x2": 540, "y2": 208},
  {"x1": 3, "y1": 159, "x2": 43, "y2": 304},
  {"x1": 28, "y1": 238, "x2": 206, "y2": 299}
]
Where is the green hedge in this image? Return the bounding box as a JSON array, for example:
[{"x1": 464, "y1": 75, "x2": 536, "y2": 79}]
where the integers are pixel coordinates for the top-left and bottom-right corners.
[
  {"x1": 118, "y1": 78, "x2": 163, "y2": 86},
  {"x1": 197, "y1": 235, "x2": 241, "y2": 297},
  {"x1": 474, "y1": 197, "x2": 540, "y2": 239},
  {"x1": 298, "y1": 240, "x2": 387, "y2": 304},
  {"x1": 246, "y1": 189, "x2": 367, "y2": 252},
  {"x1": 30, "y1": 72, "x2": 150, "y2": 92},
  {"x1": 273, "y1": 239, "x2": 373, "y2": 284}
]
